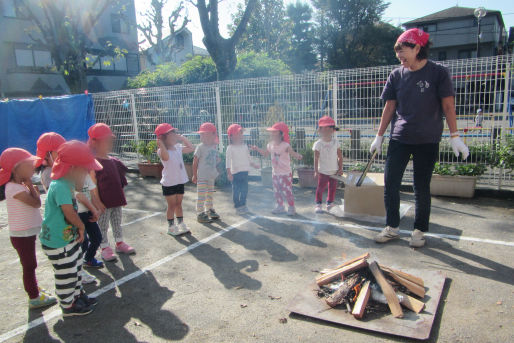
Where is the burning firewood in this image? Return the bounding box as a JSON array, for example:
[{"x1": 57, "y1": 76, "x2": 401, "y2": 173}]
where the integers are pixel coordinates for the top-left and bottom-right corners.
[
  {"x1": 316, "y1": 258, "x2": 368, "y2": 286},
  {"x1": 352, "y1": 280, "x2": 371, "y2": 319},
  {"x1": 325, "y1": 274, "x2": 361, "y2": 308}
]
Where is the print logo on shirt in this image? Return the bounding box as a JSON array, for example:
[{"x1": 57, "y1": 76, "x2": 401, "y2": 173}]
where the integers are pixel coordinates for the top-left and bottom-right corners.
[{"x1": 416, "y1": 80, "x2": 430, "y2": 93}]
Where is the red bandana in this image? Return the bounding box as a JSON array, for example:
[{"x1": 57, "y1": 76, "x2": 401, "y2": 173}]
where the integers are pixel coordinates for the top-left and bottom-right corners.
[{"x1": 396, "y1": 28, "x2": 430, "y2": 47}]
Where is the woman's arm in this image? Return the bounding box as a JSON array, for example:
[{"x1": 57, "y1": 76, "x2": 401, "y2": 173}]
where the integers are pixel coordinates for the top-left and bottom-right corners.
[
  {"x1": 13, "y1": 181, "x2": 41, "y2": 208},
  {"x1": 377, "y1": 100, "x2": 397, "y2": 136},
  {"x1": 179, "y1": 135, "x2": 195, "y2": 154},
  {"x1": 441, "y1": 96, "x2": 458, "y2": 134}
]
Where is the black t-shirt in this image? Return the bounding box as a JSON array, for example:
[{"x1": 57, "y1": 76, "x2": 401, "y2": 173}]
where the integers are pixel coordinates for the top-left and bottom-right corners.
[{"x1": 381, "y1": 60, "x2": 455, "y2": 144}]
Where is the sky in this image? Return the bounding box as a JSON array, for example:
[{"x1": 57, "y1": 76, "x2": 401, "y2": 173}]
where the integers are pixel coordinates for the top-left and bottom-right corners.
[{"x1": 134, "y1": 0, "x2": 514, "y2": 49}]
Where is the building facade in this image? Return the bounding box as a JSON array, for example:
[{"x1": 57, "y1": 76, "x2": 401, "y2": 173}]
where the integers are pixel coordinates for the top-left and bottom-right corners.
[
  {"x1": 0, "y1": 0, "x2": 140, "y2": 97},
  {"x1": 403, "y1": 6, "x2": 507, "y2": 61}
]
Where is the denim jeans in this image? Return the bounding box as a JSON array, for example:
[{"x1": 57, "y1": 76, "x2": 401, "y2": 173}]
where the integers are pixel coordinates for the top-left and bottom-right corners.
[
  {"x1": 80, "y1": 212, "x2": 103, "y2": 262},
  {"x1": 232, "y1": 171, "x2": 249, "y2": 208},
  {"x1": 384, "y1": 139, "x2": 439, "y2": 232}
]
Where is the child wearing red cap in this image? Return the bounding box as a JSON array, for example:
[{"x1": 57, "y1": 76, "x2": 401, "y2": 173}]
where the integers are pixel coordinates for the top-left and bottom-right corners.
[
  {"x1": 313, "y1": 116, "x2": 343, "y2": 213},
  {"x1": 226, "y1": 124, "x2": 259, "y2": 214},
  {"x1": 88, "y1": 123, "x2": 135, "y2": 261},
  {"x1": 40, "y1": 140, "x2": 102, "y2": 316},
  {"x1": 251, "y1": 122, "x2": 302, "y2": 215},
  {"x1": 155, "y1": 123, "x2": 194, "y2": 235},
  {"x1": 193, "y1": 122, "x2": 221, "y2": 223},
  {"x1": 35, "y1": 132, "x2": 66, "y2": 191},
  {"x1": 0, "y1": 148, "x2": 57, "y2": 309}
]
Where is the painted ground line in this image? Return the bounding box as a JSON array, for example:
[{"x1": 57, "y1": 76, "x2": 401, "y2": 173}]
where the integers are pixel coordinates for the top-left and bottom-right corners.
[
  {"x1": 259, "y1": 215, "x2": 514, "y2": 247},
  {"x1": 123, "y1": 208, "x2": 158, "y2": 214},
  {"x1": 6, "y1": 212, "x2": 163, "y2": 266},
  {"x1": 0, "y1": 216, "x2": 255, "y2": 343}
]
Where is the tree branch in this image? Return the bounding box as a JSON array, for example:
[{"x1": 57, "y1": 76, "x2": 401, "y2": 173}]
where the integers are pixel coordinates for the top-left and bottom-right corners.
[{"x1": 230, "y1": 0, "x2": 257, "y2": 45}]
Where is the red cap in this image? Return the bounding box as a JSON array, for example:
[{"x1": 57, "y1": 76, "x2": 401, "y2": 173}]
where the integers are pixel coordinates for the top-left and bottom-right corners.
[
  {"x1": 154, "y1": 123, "x2": 177, "y2": 136},
  {"x1": 35, "y1": 132, "x2": 66, "y2": 167},
  {"x1": 51, "y1": 140, "x2": 102, "y2": 180},
  {"x1": 88, "y1": 123, "x2": 115, "y2": 140},
  {"x1": 0, "y1": 148, "x2": 40, "y2": 186},
  {"x1": 396, "y1": 28, "x2": 430, "y2": 47},
  {"x1": 198, "y1": 122, "x2": 219, "y2": 143},
  {"x1": 266, "y1": 122, "x2": 290, "y2": 143},
  {"x1": 318, "y1": 116, "x2": 336, "y2": 127},
  {"x1": 227, "y1": 124, "x2": 243, "y2": 136}
]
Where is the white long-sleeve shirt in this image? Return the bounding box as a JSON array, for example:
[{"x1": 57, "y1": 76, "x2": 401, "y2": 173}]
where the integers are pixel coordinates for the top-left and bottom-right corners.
[{"x1": 226, "y1": 144, "x2": 252, "y2": 174}]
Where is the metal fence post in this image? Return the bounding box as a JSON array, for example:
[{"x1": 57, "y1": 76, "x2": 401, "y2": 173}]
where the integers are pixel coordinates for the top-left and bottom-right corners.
[
  {"x1": 332, "y1": 76, "x2": 338, "y2": 126},
  {"x1": 130, "y1": 93, "x2": 141, "y2": 162},
  {"x1": 215, "y1": 86, "x2": 224, "y2": 151}
]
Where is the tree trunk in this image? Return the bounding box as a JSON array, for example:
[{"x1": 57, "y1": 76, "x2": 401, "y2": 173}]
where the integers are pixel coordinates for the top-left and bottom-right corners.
[{"x1": 64, "y1": 66, "x2": 88, "y2": 94}]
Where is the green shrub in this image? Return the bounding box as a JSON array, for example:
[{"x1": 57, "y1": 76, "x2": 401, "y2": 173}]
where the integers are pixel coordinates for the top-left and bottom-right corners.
[
  {"x1": 454, "y1": 164, "x2": 486, "y2": 176},
  {"x1": 183, "y1": 152, "x2": 194, "y2": 164},
  {"x1": 298, "y1": 141, "x2": 315, "y2": 168},
  {"x1": 433, "y1": 163, "x2": 454, "y2": 176},
  {"x1": 131, "y1": 141, "x2": 160, "y2": 163}
]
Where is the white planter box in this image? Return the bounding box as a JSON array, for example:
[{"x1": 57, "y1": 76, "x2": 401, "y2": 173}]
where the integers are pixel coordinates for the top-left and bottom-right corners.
[{"x1": 430, "y1": 174, "x2": 477, "y2": 198}]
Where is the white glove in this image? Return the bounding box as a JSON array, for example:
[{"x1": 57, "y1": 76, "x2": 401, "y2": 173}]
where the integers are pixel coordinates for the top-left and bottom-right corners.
[
  {"x1": 369, "y1": 135, "x2": 384, "y2": 154},
  {"x1": 450, "y1": 135, "x2": 469, "y2": 160}
]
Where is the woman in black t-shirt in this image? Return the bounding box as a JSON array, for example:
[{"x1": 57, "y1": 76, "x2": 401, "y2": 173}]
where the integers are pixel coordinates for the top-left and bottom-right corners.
[{"x1": 370, "y1": 28, "x2": 469, "y2": 247}]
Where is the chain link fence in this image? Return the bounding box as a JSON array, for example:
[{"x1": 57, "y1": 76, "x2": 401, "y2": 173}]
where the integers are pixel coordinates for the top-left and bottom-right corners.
[{"x1": 92, "y1": 54, "x2": 514, "y2": 188}]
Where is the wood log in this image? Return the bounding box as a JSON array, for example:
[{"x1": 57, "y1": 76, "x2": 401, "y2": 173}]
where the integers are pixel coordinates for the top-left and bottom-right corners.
[
  {"x1": 316, "y1": 259, "x2": 368, "y2": 286},
  {"x1": 325, "y1": 274, "x2": 360, "y2": 308},
  {"x1": 397, "y1": 291, "x2": 425, "y2": 314},
  {"x1": 383, "y1": 270, "x2": 425, "y2": 298},
  {"x1": 369, "y1": 262, "x2": 403, "y2": 318},
  {"x1": 334, "y1": 253, "x2": 370, "y2": 270},
  {"x1": 378, "y1": 264, "x2": 424, "y2": 287},
  {"x1": 352, "y1": 280, "x2": 371, "y2": 319}
]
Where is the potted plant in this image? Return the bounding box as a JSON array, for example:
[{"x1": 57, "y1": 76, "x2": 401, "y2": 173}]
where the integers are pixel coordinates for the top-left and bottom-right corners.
[
  {"x1": 296, "y1": 141, "x2": 317, "y2": 188},
  {"x1": 430, "y1": 163, "x2": 486, "y2": 198},
  {"x1": 133, "y1": 141, "x2": 163, "y2": 178},
  {"x1": 183, "y1": 152, "x2": 194, "y2": 181}
]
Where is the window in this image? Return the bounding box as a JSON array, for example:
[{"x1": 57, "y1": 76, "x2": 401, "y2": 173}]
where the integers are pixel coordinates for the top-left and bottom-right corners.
[
  {"x1": 111, "y1": 13, "x2": 129, "y2": 34},
  {"x1": 86, "y1": 54, "x2": 101, "y2": 70},
  {"x1": 15, "y1": 49, "x2": 34, "y2": 67},
  {"x1": 114, "y1": 56, "x2": 127, "y2": 72},
  {"x1": 458, "y1": 50, "x2": 476, "y2": 59},
  {"x1": 101, "y1": 56, "x2": 114, "y2": 70},
  {"x1": 175, "y1": 34, "x2": 185, "y2": 49},
  {"x1": 126, "y1": 54, "x2": 139, "y2": 74},
  {"x1": 419, "y1": 24, "x2": 436, "y2": 32},
  {"x1": 438, "y1": 51, "x2": 447, "y2": 61},
  {"x1": 33, "y1": 50, "x2": 52, "y2": 67},
  {"x1": 2, "y1": 0, "x2": 16, "y2": 17}
]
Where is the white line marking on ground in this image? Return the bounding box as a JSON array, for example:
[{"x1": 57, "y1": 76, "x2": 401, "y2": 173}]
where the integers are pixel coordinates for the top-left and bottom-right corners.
[
  {"x1": 0, "y1": 216, "x2": 255, "y2": 343},
  {"x1": 259, "y1": 215, "x2": 514, "y2": 247},
  {"x1": 123, "y1": 208, "x2": 158, "y2": 214}
]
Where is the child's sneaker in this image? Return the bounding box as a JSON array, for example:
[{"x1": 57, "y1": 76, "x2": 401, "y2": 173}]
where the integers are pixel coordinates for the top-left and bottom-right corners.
[
  {"x1": 271, "y1": 205, "x2": 286, "y2": 214},
  {"x1": 116, "y1": 242, "x2": 136, "y2": 255},
  {"x1": 84, "y1": 258, "x2": 104, "y2": 269},
  {"x1": 167, "y1": 224, "x2": 181, "y2": 236},
  {"x1": 80, "y1": 269, "x2": 97, "y2": 284},
  {"x1": 208, "y1": 209, "x2": 220, "y2": 220},
  {"x1": 79, "y1": 291, "x2": 98, "y2": 307},
  {"x1": 409, "y1": 229, "x2": 426, "y2": 248},
  {"x1": 287, "y1": 206, "x2": 297, "y2": 216},
  {"x1": 62, "y1": 298, "x2": 93, "y2": 317},
  {"x1": 178, "y1": 222, "x2": 190, "y2": 234},
  {"x1": 197, "y1": 212, "x2": 212, "y2": 223},
  {"x1": 314, "y1": 204, "x2": 323, "y2": 213},
  {"x1": 29, "y1": 293, "x2": 57, "y2": 309},
  {"x1": 326, "y1": 203, "x2": 336, "y2": 212},
  {"x1": 101, "y1": 247, "x2": 117, "y2": 262},
  {"x1": 374, "y1": 226, "x2": 400, "y2": 243}
]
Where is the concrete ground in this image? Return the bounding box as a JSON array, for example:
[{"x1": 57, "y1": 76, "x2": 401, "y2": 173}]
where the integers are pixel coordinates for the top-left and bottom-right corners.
[{"x1": 0, "y1": 175, "x2": 512, "y2": 343}]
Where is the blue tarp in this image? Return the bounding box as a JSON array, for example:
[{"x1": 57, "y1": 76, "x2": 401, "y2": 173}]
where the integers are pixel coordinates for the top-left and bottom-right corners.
[{"x1": 0, "y1": 94, "x2": 95, "y2": 154}]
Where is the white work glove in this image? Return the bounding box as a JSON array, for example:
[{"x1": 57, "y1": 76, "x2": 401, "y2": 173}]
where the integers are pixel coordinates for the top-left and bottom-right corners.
[
  {"x1": 449, "y1": 134, "x2": 469, "y2": 160},
  {"x1": 369, "y1": 135, "x2": 384, "y2": 154}
]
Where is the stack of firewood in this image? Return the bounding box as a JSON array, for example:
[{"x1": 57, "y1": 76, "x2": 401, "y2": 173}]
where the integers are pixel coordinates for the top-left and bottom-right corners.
[{"x1": 316, "y1": 253, "x2": 426, "y2": 319}]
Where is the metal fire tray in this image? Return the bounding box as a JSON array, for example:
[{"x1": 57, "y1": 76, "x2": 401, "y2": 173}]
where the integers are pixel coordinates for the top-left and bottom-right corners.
[{"x1": 288, "y1": 269, "x2": 446, "y2": 340}]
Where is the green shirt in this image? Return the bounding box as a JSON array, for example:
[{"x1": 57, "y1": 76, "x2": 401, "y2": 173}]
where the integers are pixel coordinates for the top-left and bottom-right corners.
[{"x1": 40, "y1": 178, "x2": 78, "y2": 248}]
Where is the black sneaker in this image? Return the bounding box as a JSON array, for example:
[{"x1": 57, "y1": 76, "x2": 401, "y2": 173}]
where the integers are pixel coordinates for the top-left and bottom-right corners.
[
  {"x1": 197, "y1": 212, "x2": 212, "y2": 223},
  {"x1": 208, "y1": 209, "x2": 220, "y2": 220},
  {"x1": 62, "y1": 298, "x2": 94, "y2": 317},
  {"x1": 80, "y1": 291, "x2": 98, "y2": 307}
]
